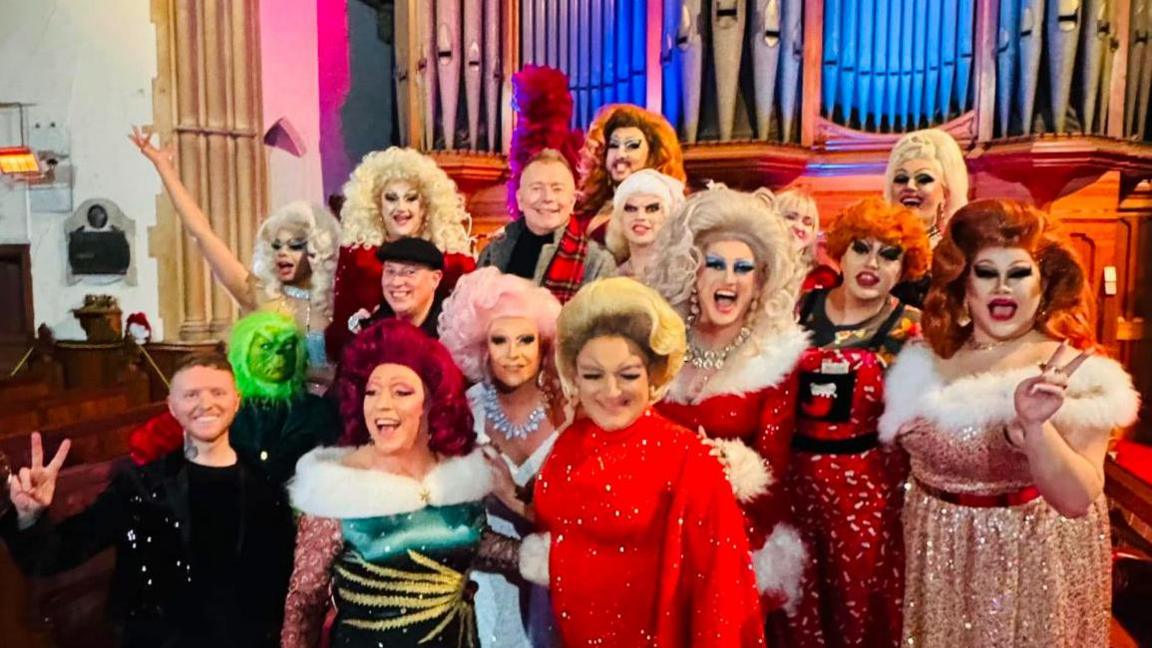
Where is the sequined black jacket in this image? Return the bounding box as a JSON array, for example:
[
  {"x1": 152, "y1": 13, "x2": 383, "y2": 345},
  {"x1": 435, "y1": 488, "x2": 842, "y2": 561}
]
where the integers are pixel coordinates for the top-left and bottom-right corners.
[{"x1": 0, "y1": 450, "x2": 296, "y2": 648}]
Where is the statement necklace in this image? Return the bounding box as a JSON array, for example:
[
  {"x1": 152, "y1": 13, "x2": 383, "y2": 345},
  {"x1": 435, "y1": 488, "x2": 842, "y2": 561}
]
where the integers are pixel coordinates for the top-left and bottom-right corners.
[
  {"x1": 282, "y1": 284, "x2": 311, "y2": 301},
  {"x1": 479, "y1": 382, "x2": 546, "y2": 441},
  {"x1": 686, "y1": 326, "x2": 751, "y2": 370}
]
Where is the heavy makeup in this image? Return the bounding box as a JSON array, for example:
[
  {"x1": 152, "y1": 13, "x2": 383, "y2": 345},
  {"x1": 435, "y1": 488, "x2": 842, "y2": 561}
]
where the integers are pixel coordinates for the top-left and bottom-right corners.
[{"x1": 573, "y1": 335, "x2": 652, "y2": 431}]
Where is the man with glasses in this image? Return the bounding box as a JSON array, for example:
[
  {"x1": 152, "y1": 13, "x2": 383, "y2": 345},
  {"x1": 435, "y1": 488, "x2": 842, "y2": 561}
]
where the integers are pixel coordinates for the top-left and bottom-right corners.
[{"x1": 348, "y1": 237, "x2": 445, "y2": 338}]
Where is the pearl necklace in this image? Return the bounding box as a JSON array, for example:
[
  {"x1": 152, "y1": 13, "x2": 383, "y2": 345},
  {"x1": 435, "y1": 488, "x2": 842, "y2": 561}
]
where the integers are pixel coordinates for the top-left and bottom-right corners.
[
  {"x1": 479, "y1": 382, "x2": 546, "y2": 441},
  {"x1": 686, "y1": 326, "x2": 751, "y2": 370}
]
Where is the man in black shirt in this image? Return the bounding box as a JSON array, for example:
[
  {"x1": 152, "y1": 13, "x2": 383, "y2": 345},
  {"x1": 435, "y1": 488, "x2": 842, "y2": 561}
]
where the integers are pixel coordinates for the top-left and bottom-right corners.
[
  {"x1": 349, "y1": 236, "x2": 446, "y2": 338},
  {"x1": 2, "y1": 352, "x2": 295, "y2": 648}
]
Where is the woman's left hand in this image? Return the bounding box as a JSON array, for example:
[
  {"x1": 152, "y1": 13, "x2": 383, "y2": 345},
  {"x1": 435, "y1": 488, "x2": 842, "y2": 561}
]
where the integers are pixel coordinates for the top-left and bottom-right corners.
[
  {"x1": 1013, "y1": 342, "x2": 1091, "y2": 430},
  {"x1": 482, "y1": 445, "x2": 524, "y2": 516}
]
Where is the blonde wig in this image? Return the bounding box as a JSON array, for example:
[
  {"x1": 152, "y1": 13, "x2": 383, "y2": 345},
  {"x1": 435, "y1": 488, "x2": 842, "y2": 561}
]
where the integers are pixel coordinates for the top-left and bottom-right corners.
[
  {"x1": 883, "y1": 129, "x2": 970, "y2": 224},
  {"x1": 251, "y1": 201, "x2": 341, "y2": 320},
  {"x1": 577, "y1": 104, "x2": 686, "y2": 215},
  {"x1": 340, "y1": 147, "x2": 473, "y2": 254},
  {"x1": 605, "y1": 169, "x2": 687, "y2": 262},
  {"x1": 774, "y1": 187, "x2": 821, "y2": 265},
  {"x1": 644, "y1": 185, "x2": 802, "y2": 344},
  {"x1": 555, "y1": 277, "x2": 686, "y2": 401},
  {"x1": 438, "y1": 267, "x2": 562, "y2": 383}
]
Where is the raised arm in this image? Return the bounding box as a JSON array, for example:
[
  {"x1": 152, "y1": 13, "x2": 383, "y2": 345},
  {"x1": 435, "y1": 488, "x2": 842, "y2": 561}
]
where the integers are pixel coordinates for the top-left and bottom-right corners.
[{"x1": 129, "y1": 126, "x2": 255, "y2": 310}]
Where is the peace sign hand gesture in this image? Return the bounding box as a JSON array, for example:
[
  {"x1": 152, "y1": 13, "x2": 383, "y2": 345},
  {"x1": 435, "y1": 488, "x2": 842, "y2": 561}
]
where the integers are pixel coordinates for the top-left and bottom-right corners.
[
  {"x1": 1013, "y1": 342, "x2": 1092, "y2": 429},
  {"x1": 7, "y1": 432, "x2": 71, "y2": 527}
]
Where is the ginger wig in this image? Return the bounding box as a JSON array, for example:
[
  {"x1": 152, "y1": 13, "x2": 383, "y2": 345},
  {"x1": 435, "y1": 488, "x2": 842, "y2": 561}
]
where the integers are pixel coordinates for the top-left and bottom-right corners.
[{"x1": 825, "y1": 197, "x2": 931, "y2": 282}]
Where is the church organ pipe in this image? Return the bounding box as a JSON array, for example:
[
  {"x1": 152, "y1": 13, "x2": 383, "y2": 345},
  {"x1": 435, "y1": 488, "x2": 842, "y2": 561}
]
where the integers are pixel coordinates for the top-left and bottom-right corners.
[
  {"x1": 679, "y1": 0, "x2": 705, "y2": 142},
  {"x1": 484, "y1": 0, "x2": 501, "y2": 150},
  {"x1": 779, "y1": 0, "x2": 803, "y2": 141},
  {"x1": 418, "y1": 0, "x2": 437, "y2": 149},
  {"x1": 662, "y1": 0, "x2": 684, "y2": 133},
  {"x1": 1047, "y1": 0, "x2": 1083, "y2": 133},
  {"x1": 752, "y1": 0, "x2": 782, "y2": 139},
  {"x1": 464, "y1": 0, "x2": 482, "y2": 150}
]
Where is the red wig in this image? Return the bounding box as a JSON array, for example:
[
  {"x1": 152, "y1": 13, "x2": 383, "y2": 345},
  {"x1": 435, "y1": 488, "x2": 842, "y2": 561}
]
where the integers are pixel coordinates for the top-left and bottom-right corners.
[
  {"x1": 577, "y1": 104, "x2": 686, "y2": 217},
  {"x1": 825, "y1": 197, "x2": 931, "y2": 282},
  {"x1": 336, "y1": 319, "x2": 475, "y2": 456},
  {"x1": 923, "y1": 199, "x2": 1095, "y2": 358}
]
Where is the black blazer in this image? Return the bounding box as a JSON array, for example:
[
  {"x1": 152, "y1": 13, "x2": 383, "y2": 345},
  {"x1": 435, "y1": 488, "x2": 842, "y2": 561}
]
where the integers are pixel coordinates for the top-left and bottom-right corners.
[{"x1": 1, "y1": 451, "x2": 296, "y2": 648}]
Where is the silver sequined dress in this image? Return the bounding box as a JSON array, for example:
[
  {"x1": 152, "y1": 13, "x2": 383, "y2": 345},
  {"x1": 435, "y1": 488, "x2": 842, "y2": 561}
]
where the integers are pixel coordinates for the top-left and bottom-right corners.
[{"x1": 878, "y1": 344, "x2": 1140, "y2": 648}]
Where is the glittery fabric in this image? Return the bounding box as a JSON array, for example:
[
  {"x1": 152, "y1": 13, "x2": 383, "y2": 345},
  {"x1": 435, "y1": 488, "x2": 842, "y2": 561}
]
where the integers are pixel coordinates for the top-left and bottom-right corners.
[
  {"x1": 282, "y1": 515, "x2": 344, "y2": 648},
  {"x1": 899, "y1": 420, "x2": 1112, "y2": 648}
]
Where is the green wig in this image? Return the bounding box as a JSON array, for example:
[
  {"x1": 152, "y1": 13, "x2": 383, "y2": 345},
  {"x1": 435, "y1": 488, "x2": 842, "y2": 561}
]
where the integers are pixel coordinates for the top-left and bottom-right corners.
[{"x1": 227, "y1": 310, "x2": 307, "y2": 402}]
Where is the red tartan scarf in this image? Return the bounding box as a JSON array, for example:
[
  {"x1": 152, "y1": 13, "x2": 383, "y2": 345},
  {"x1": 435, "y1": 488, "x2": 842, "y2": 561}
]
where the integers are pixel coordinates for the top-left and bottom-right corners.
[{"x1": 541, "y1": 216, "x2": 589, "y2": 304}]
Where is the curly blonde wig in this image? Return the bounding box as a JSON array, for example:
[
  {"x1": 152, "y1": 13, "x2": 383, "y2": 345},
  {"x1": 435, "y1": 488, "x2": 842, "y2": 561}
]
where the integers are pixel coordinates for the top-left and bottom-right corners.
[
  {"x1": 438, "y1": 267, "x2": 562, "y2": 383},
  {"x1": 340, "y1": 147, "x2": 473, "y2": 254},
  {"x1": 251, "y1": 201, "x2": 341, "y2": 321},
  {"x1": 884, "y1": 129, "x2": 970, "y2": 224},
  {"x1": 644, "y1": 185, "x2": 802, "y2": 344},
  {"x1": 555, "y1": 277, "x2": 686, "y2": 401},
  {"x1": 774, "y1": 187, "x2": 821, "y2": 265},
  {"x1": 577, "y1": 104, "x2": 686, "y2": 216}
]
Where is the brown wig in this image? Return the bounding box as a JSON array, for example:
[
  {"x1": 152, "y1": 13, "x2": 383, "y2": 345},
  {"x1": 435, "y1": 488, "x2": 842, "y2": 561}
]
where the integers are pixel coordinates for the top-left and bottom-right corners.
[
  {"x1": 923, "y1": 199, "x2": 1095, "y2": 358},
  {"x1": 576, "y1": 104, "x2": 686, "y2": 217},
  {"x1": 825, "y1": 197, "x2": 931, "y2": 282}
]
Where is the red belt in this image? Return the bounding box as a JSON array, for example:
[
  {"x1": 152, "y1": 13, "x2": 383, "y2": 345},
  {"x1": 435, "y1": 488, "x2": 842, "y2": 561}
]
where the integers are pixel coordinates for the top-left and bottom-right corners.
[{"x1": 915, "y1": 478, "x2": 1041, "y2": 508}]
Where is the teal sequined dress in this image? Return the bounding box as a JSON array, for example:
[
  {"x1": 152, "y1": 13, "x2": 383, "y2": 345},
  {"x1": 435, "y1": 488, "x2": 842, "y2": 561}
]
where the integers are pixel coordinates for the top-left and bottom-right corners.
[{"x1": 282, "y1": 447, "x2": 517, "y2": 648}]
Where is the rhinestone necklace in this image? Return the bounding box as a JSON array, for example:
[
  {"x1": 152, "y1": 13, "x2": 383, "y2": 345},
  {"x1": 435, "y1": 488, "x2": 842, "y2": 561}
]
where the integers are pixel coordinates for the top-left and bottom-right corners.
[
  {"x1": 686, "y1": 326, "x2": 751, "y2": 370},
  {"x1": 479, "y1": 382, "x2": 546, "y2": 441}
]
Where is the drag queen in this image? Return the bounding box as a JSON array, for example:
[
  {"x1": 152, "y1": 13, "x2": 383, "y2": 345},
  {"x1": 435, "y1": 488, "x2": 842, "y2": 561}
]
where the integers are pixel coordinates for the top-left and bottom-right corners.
[
  {"x1": 438, "y1": 267, "x2": 563, "y2": 647},
  {"x1": 130, "y1": 127, "x2": 340, "y2": 378},
  {"x1": 576, "y1": 104, "x2": 686, "y2": 240},
  {"x1": 788, "y1": 198, "x2": 929, "y2": 647},
  {"x1": 883, "y1": 129, "x2": 969, "y2": 247},
  {"x1": 331, "y1": 147, "x2": 476, "y2": 355},
  {"x1": 529, "y1": 277, "x2": 765, "y2": 647},
  {"x1": 281, "y1": 319, "x2": 522, "y2": 648},
  {"x1": 775, "y1": 188, "x2": 837, "y2": 294},
  {"x1": 647, "y1": 185, "x2": 821, "y2": 645},
  {"x1": 604, "y1": 169, "x2": 685, "y2": 279},
  {"x1": 879, "y1": 199, "x2": 1140, "y2": 647}
]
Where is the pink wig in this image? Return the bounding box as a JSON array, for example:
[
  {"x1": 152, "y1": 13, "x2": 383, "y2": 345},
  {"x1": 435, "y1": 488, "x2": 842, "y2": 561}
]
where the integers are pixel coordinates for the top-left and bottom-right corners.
[
  {"x1": 336, "y1": 319, "x2": 474, "y2": 456},
  {"x1": 438, "y1": 267, "x2": 562, "y2": 383}
]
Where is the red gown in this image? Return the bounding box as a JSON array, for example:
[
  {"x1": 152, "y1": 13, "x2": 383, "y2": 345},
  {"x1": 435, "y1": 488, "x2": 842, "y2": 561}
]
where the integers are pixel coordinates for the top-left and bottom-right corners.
[
  {"x1": 534, "y1": 409, "x2": 765, "y2": 648},
  {"x1": 787, "y1": 290, "x2": 920, "y2": 647},
  {"x1": 656, "y1": 324, "x2": 824, "y2": 646},
  {"x1": 327, "y1": 245, "x2": 475, "y2": 358}
]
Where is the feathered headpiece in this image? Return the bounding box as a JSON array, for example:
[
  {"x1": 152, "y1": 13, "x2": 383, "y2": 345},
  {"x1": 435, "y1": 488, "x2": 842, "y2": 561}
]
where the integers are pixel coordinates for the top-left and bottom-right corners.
[{"x1": 507, "y1": 65, "x2": 583, "y2": 215}]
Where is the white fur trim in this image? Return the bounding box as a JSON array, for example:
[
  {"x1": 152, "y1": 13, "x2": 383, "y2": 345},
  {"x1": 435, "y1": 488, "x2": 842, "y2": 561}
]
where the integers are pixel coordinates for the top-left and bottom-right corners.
[
  {"x1": 519, "y1": 532, "x2": 550, "y2": 587},
  {"x1": 711, "y1": 437, "x2": 773, "y2": 504},
  {"x1": 751, "y1": 523, "x2": 807, "y2": 615},
  {"x1": 879, "y1": 343, "x2": 1141, "y2": 443},
  {"x1": 665, "y1": 324, "x2": 809, "y2": 404},
  {"x1": 288, "y1": 447, "x2": 493, "y2": 518}
]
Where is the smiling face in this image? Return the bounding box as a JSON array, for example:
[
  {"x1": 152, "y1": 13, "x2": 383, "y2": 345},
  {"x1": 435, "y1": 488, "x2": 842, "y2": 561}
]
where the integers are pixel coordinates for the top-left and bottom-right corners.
[
  {"x1": 168, "y1": 366, "x2": 241, "y2": 445},
  {"x1": 605, "y1": 126, "x2": 651, "y2": 183},
  {"x1": 965, "y1": 246, "x2": 1042, "y2": 342},
  {"x1": 381, "y1": 261, "x2": 442, "y2": 322},
  {"x1": 487, "y1": 316, "x2": 542, "y2": 390},
  {"x1": 362, "y1": 363, "x2": 427, "y2": 455},
  {"x1": 380, "y1": 179, "x2": 427, "y2": 240},
  {"x1": 889, "y1": 157, "x2": 949, "y2": 230},
  {"x1": 573, "y1": 335, "x2": 651, "y2": 431},
  {"x1": 517, "y1": 159, "x2": 576, "y2": 235},
  {"x1": 840, "y1": 238, "x2": 904, "y2": 303},
  {"x1": 271, "y1": 227, "x2": 312, "y2": 284},
  {"x1": 782, "y1": 208, "x2": 817, "y2": 253},
  {"x1": 694, "y1": 239, "x2": 761, "y2": 330},
  {"x1": 620, "y1": 192, "x2": 669, "y2": 248}
]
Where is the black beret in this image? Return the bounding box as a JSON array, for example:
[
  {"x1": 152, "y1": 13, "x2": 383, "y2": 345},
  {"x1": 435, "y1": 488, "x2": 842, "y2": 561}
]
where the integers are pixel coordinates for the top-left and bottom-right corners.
[{"x1": 375, "y1": 237, "x2": 444, "y2": 270}]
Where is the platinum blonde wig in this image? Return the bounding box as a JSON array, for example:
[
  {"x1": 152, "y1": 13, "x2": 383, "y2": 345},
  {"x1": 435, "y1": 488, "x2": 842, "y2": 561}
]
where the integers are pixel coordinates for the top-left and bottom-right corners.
[
  {"x1": 605, "y1": 169, "x2": 686, "y2": 263},
  {"x1": 884, "y1": 129, "x2": 970, "y2": 222},
  {"x1": 774, "y1": 187, "x2": 821, "y2": 265},
  {"x1": 643, "y1": 184, "x2": 802, "y2": 344},
  {"x1": 251, "y1": 200, "x2": 341, "y2": 320},
  {"x1": 340, "y1": 147, "x2": 473, "y2": 254},
  {"x1": 437, "y1": 267, "x2": 562, "y2": 383}
]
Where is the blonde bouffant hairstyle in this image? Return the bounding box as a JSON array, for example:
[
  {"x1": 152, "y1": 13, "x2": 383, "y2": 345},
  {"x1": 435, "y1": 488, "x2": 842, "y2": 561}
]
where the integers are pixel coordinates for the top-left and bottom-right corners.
[
  {"x1": 644, "y1": 185, "x2": 802, "y2": 345},
  {"x1": 250, "y1": 201, "x2": 341, "y2": 320},
  {"x1": 340, "y1": 147, "x2": 473, "y2": 255},
  {"x1": 555, "y1": 277, "x2": 686, "y2": 403}
]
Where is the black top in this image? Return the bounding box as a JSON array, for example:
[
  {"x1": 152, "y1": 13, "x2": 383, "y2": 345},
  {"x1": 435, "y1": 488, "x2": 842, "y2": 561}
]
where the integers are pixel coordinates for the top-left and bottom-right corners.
[
  {"x1": 229, "y1": 394, "x2": 340, "y2": 485},
  {"x1": 506, "y1": 227, "x2": 551, "y2": 279},
  {"x1": 799, "y1": 289, "x2": 920, "y2": 361},
  {"x1": 364, "y1": 292, "x2": 445, "y2": 339},
  {"x1": 187, "y1": 462, "x2": 243, "y2": 645}
]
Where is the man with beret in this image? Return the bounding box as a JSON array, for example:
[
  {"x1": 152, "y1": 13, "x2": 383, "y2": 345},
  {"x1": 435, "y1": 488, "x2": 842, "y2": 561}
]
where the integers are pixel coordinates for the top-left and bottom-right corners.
[{"x1": 348, "y1": 237, "x2": 445, "y2": 339}]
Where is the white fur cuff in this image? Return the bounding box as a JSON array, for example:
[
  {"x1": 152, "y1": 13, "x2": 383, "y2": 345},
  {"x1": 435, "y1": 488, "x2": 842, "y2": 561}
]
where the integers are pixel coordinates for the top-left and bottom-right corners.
[
  {"x1": 711, "y1": 438, "x2": 773, "y2": 503},
  {"x1": 751, "y1": 523, "x2": 807, "y2": 615},
  {"x1": 519, "y1": 532, "x2": 550, "y2": 587}
]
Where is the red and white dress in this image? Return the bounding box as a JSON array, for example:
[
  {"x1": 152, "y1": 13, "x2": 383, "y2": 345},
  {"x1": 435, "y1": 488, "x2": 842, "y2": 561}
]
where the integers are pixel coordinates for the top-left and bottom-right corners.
[{"x1": 656, "y1": 323, "x2": 823, "y2": 646}]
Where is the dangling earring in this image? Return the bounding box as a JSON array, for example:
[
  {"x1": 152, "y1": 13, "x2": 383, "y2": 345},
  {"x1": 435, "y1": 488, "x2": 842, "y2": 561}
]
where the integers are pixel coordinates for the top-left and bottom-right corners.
[
  {"x1": 688, "y1": 289, "x2": 700, "y2": 326},
  {"x1": 958, "y1": 301, "x2": 972, "y2": 327}
]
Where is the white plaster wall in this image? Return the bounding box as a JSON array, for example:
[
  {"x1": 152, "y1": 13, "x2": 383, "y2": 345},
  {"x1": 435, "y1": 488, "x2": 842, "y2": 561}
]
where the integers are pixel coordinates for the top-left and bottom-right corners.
[
  {"x1": 0, "y1": 0, "x2": 162, "y2": 340},
  {"x1": 260, "y1": 0, "x2": 324, "y2": 209}
]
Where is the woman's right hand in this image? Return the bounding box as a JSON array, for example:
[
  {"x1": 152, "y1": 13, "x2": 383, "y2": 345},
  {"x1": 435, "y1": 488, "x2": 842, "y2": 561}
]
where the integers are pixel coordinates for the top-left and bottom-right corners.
[
  {"x1": 129, "y1": 125, "x2": 174, "y2": 168},
  {"x1": 7, "y1": 432, "x2": 71, "y2": 527}
]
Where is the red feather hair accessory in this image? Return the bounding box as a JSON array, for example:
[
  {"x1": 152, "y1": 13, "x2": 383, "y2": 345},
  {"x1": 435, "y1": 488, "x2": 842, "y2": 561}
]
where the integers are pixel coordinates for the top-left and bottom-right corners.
[{"x1": 507, "y1": 65, "x2": 584, "y2": 215}]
